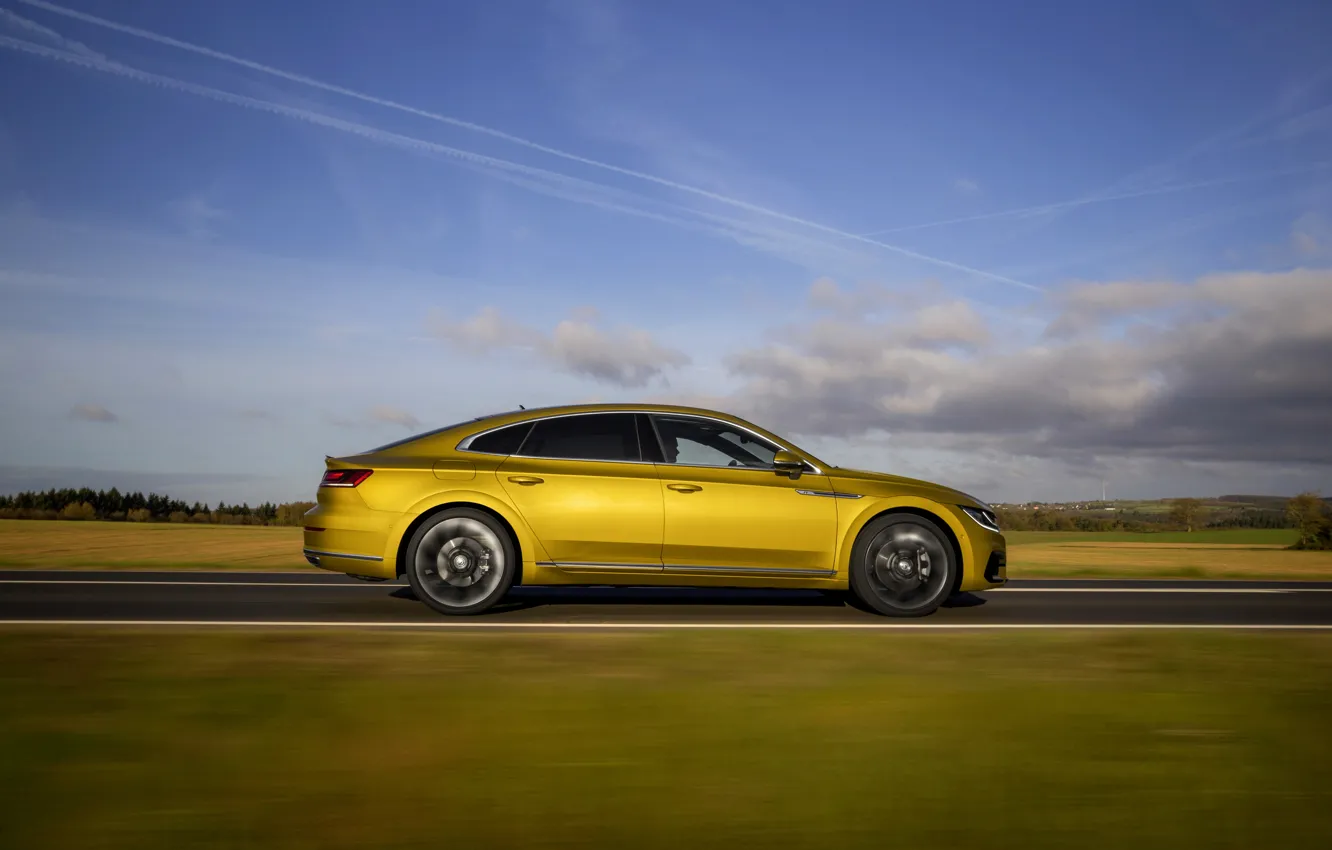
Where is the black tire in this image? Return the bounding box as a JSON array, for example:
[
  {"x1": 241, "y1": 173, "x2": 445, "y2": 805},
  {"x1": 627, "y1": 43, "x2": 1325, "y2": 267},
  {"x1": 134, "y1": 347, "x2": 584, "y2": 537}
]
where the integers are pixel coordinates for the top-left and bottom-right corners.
[
  {"x1": 848, "y1": 512, "x2": 956, "y2": 617},
  {"x1": 404, "y1": 507, "x2": 517, "y2": 616}
]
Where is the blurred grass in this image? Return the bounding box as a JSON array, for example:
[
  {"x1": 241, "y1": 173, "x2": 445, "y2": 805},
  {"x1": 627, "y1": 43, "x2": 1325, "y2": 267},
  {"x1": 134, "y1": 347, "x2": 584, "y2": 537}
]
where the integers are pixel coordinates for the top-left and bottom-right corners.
[
  {"x1": 0, "y1": 629, "x2": 1329, "y2": 849},
  {"x1": 3, "y1": 519, "x2": 1330, "y2": 579},
  {"x1": 1005, "y1": 529, "x2": 1298, "y2": 545},
  {"x1": 1007, "y1": 540, "x2": 1332, "y2": 579},
  {"x1": 0, "y1": 520, "x2": 308, "y2": 570}
]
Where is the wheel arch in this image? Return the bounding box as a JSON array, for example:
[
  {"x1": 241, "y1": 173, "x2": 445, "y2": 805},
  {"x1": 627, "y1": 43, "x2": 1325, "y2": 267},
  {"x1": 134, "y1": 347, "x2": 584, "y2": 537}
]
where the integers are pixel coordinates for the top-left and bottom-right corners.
[
  {"x1": 840, "y1": 499, "x2": 971, "y2": 593},
  {"x1": 389, "y1": 491, "x2": 540, "y2": 584}
]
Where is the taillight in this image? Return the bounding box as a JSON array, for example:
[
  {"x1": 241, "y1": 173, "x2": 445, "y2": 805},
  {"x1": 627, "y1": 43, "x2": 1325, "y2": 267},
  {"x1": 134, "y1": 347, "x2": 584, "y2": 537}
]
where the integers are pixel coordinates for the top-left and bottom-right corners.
[{"x1": 320, "y1": 469, "x2": 373, "y2": 488}]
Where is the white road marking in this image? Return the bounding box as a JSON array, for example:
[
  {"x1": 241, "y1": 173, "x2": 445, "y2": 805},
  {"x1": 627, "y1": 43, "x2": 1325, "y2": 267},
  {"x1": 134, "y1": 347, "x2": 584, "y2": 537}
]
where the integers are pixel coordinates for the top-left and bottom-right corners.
[
  {"x1": 0, "y1": 580, "x2": 404, "y2": 587},
  {"x1": 0, "y1": 620, "x2": 1328, "y2": 630},
  {"x1": 988, "y1": 587, "x2": 1297, "y2": 594},
  {"x1": 2, "y1": 579, "x2": 1328, "y2": 593}
]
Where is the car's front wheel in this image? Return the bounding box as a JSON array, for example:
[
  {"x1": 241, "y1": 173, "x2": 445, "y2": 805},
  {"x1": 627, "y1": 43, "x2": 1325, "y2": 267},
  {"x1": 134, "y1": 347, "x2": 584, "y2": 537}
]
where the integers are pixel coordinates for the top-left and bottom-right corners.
[
  {"x1": 405, "y1": 507, "x2": 516, "y2": 616},
  {"x1": 848, "y1": 512, "x2": 956, "y2": 617}
]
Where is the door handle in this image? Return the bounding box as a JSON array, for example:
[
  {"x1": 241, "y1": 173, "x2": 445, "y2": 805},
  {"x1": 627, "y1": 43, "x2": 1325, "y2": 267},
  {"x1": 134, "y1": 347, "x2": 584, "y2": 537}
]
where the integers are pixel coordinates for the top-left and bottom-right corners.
[
  {"x1": 666, "y1": 483, "x2": 702, "y2": 493},
  {"x1": 507, "y1": 475, "x2": 545, "y2": 486}
]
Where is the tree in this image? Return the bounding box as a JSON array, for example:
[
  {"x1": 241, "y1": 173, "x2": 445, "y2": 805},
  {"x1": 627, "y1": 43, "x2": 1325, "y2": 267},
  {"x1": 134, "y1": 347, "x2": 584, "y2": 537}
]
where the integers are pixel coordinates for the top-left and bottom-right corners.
[
  {"x1": 1169, "y1": 498, "x2": 1204, "y2": 532},
  {"x1": 1286, "y1": 492, "x2": 1331, "y2": 550},
  {"x1": 60, "y1": 501, "x2": 97, "y2": 521}
]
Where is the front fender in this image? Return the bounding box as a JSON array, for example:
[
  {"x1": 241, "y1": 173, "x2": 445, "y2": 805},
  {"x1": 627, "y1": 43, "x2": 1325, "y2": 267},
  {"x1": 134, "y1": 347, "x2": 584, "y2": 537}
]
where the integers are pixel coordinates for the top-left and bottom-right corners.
[
  {"x1": 835, "y1": 495, "x2": 977, "y2": 587},
  {"x1": 384, "y1": 488, "x2": 551, "y2": 580}
]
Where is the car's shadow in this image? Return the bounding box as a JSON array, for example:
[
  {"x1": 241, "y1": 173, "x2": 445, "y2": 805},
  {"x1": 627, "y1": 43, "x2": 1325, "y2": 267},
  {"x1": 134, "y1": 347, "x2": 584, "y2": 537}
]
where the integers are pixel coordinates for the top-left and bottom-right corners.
[{"x1": 388, "y1": 585, "x2": 988, "y2": 614}]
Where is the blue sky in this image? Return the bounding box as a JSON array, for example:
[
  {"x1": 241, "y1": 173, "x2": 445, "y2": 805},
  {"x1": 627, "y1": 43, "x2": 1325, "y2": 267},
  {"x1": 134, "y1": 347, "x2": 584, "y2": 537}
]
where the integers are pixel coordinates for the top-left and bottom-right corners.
[{"x1": 2, "y1": 0, "x2": 1331, "y2": 504}]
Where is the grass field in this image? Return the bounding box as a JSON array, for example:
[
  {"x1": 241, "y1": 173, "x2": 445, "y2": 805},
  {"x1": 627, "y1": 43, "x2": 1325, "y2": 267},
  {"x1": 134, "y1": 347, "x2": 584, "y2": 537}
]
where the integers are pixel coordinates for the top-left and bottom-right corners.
[
  {"x1": 1005, "y1": 527, "x2": 1332, "y2": 579},
  {"x1": 1005, "y1": 528, "x2": 1299, "y2": 545},
  {"x1": 0, "y1": 629, "x2": 1328, "y2": 849},
  {"x1": 0, "y1": 520, "x2": 307, "y2": 570},
  {"x1": 2, "y1": 519, "x2": 1330, "y2": 578}
]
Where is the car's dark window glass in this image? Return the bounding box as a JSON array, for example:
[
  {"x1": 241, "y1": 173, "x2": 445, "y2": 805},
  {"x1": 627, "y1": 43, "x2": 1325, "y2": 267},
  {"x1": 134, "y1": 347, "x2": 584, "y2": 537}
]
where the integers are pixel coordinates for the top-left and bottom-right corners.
[
  {"x1": 636, "y1": 414, "x2": 665, "y2": 463},
  {"x1": 516, "y1": 413, "x2": 640, "y2": 462},
  {"x1": 466, "y1": 422, "x2": 533, "y2": 455},
  {"x1": 652, "y1": 415, "x2": 781, "y2": 468}
]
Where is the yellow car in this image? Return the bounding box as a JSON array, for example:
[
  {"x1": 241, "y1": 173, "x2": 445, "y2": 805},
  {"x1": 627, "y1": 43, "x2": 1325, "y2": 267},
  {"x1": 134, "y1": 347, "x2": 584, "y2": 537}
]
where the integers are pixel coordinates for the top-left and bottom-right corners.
[{"x1": 303, "y1": 404, "x2": 1006, "y2": 616}]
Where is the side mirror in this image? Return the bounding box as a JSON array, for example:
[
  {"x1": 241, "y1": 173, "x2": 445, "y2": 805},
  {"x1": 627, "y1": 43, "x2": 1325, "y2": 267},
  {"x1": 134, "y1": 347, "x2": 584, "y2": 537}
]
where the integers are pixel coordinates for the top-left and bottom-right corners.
[{"x1": 772, "y1": 450, "x2": 804, "y2": 477}]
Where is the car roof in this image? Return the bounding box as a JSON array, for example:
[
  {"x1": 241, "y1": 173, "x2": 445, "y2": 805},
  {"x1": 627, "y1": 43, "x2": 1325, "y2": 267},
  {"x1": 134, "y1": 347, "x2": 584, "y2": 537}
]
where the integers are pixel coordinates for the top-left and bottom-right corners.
[{"x1": 362, "y1": 403, "x2": 826, "y2": 468}]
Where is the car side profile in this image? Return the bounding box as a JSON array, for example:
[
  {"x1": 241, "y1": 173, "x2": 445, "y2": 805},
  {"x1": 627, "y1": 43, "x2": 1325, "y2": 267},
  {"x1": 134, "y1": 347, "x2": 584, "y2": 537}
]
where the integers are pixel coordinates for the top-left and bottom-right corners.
[{"x1": 302, "y1": 404, "x2": 1006, "y2": 616}]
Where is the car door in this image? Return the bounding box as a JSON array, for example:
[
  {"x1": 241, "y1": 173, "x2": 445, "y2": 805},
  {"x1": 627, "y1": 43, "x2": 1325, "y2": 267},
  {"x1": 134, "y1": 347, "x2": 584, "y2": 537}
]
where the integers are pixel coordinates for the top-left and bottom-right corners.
[
  {"x1": 497, "y1": 412, "x2": 663, "y2": 572},
  {"x1": 648, "y1": 413, "x2": 838, "y2": 576}
]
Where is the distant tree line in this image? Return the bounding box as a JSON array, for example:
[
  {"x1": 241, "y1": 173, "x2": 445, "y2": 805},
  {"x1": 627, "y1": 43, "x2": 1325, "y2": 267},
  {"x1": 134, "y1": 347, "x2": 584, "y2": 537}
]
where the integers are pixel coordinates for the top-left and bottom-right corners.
[
  {"x1": 0, "y1": 488, "x2": 314, "y2": 526},
  {"x1": 997, "y1": 493, "x2": 1330, "y2": 549}
]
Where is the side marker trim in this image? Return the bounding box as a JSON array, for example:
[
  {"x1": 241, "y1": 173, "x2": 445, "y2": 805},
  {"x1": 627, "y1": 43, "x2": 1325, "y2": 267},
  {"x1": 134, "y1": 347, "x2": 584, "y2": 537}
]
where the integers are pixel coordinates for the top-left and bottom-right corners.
[{"x1": 302, "y1": 548, "x2": 383, "y2": 562}]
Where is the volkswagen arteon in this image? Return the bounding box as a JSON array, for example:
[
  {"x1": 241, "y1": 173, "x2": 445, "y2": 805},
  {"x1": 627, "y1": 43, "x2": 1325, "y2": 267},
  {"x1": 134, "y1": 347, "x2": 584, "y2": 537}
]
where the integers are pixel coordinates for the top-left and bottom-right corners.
[{"x1": 303, "y1": 404, "x2": 1006, "y2": 616}]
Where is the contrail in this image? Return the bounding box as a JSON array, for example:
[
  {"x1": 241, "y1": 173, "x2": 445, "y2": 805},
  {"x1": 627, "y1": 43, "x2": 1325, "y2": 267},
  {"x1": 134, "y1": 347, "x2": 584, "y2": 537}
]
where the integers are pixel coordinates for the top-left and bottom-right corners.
[
  {"x1": 0, "y1": 36, "x2": 867, "y2": 272},
  {"x1": 858, "y1": 162, "x2": 1331, "y2": 237},
  {"x1": 11, "y1": 0, "x2": 1041, "y2": 291},
  {"x1": 0, "y1": 5, "x2": 100, "y2": 58},
  {"x1": 1006, "y1": 64, "x2": 1332, "y2": 237}
]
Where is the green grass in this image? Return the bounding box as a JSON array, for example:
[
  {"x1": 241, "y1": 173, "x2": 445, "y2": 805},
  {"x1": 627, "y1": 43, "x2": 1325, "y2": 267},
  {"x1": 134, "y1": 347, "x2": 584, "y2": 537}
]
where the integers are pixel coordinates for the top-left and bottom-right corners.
[
  {"x1": 1, "y1": 629, "x2": 1330, "y2": 849},
  {"x1": 1006, "y1": 528, "x2": 1298, "y2": 545}
]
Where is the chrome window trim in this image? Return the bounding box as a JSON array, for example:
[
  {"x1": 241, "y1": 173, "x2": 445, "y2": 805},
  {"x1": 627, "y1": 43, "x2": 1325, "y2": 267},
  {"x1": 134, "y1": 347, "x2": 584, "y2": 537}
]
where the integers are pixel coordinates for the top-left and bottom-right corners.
[
  {"x1": 302, "y1": 548, "x2": 384, "y2": 562},
  {"x1": 457, "y1": 411, "x2": 638, "y2": 461},
  {"x1": 538, "y1": 560, "x2": 835, "y2": 578},
  {"x1": 457, "y1": 409, "x2": 824, "y2": 474}
]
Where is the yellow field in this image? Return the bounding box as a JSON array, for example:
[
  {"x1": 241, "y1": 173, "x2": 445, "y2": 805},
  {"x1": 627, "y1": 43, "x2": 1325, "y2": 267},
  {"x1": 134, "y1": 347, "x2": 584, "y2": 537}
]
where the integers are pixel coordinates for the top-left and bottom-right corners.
[
  {"x1": 0, "y1": 520, "x2": 306, "y2": 570},
  {"x1": 2, "y1": 519, "x2": 1331, "y2": 578},
  {"x1": 1008, "y1": 541, "x2": 1332, "y2": 579}
]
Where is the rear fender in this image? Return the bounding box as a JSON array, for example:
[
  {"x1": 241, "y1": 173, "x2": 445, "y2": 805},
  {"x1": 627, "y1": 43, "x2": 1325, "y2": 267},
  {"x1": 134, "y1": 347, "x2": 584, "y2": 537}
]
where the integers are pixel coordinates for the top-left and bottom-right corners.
[{"x1": 385, "y1": 488, "x2": 550, "y2": 580}]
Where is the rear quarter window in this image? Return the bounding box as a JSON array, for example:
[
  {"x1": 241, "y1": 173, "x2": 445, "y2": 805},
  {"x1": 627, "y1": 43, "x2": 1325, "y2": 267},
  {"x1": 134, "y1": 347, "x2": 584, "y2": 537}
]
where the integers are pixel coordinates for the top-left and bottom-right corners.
[{"x1": 465, "y1": 422, "x2": 533, "y2": 455}]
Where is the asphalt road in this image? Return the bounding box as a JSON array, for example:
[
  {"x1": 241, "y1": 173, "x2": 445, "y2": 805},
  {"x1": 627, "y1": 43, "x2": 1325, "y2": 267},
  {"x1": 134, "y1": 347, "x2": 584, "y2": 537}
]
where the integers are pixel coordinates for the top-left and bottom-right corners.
[{"x1": 2, "y1": 570, "x2": 1331, "y2": 628}]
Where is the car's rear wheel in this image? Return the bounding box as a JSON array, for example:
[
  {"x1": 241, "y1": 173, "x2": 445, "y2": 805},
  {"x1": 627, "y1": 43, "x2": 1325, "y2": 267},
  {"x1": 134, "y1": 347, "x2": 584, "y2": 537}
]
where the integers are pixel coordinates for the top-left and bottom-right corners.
[
  {"x1": 848, "y1": 512, "x2": 955, "y2": 617},
  {"x1": 405, "y1": 507, "x2": 516, "y2": 616}
]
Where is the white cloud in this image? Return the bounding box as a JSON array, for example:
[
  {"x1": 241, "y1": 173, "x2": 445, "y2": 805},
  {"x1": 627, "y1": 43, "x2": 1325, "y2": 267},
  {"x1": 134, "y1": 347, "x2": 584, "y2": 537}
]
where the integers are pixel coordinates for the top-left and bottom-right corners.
[
  {"x1": 715, "y1": 271, "x2": 1332, "y2": 470},
  {"x1": 953, "y1": 178, "x2": 981, "y2": 194},
  {"x1": 368, "y1": 406, "x2": 421, "y2": 430},
  {"x1": 169, "y1": 193, "x2": 227, "y2": 239},
  {"x1": 430, "y1": 306, "x2": 689, "y2": 388},
  {"x1": 68, "y1": 403, "x2": 117, "y2": 423},
  {"x1": 1291, "y1": 212, "x2": 1331, "y2": 258},
  {"x1": 326, "y1": 407, "x2": 423, "y2": 431}
]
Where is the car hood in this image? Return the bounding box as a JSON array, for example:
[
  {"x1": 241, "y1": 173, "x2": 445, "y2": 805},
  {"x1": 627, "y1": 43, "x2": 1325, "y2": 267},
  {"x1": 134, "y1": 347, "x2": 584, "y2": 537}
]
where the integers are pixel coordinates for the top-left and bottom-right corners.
[{"x1": 825, "y1": 467, "x2": 989, "y2": 509}]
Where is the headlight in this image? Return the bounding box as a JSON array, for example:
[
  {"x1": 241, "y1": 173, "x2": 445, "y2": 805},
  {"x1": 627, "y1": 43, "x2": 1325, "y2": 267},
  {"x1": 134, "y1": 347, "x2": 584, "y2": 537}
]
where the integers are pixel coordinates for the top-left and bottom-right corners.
[{"x1": 961, "y1": 506, "x2": 1001, "y2": 532}]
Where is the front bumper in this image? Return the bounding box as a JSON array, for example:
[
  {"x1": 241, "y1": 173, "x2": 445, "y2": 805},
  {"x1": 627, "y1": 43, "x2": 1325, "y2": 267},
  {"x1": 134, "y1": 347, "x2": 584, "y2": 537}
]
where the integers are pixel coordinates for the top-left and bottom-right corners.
[{"x1": 956, "y1": 522, "x2": 1007, "y2": 591}]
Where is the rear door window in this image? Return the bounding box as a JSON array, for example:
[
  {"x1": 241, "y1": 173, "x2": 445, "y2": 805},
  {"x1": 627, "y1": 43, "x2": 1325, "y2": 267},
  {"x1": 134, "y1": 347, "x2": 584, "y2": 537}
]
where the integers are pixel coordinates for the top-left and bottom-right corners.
[{"x1": 515, "y1": 413, "x2": 641, "y2": 462}]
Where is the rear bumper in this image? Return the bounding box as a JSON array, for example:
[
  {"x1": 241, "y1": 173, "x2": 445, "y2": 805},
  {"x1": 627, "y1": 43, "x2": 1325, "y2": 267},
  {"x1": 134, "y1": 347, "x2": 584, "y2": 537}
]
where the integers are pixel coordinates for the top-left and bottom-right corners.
[
  {"x1": 302, "y1": 502, "x2": 398, "y2": 579},
  {"x1": 302, "y1": 547, "x2": 385, "y2": 568}
]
